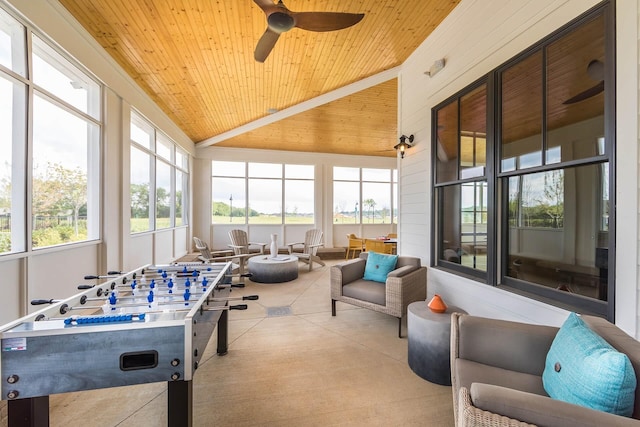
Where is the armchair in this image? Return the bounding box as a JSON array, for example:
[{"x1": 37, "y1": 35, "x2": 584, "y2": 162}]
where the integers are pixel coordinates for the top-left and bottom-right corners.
[
  {"x1": 331, "y1": 252, "x2": 426, "y2": 337},
  {"x1": 451, "y1": 313, "x2": 640, "y2": 426}
]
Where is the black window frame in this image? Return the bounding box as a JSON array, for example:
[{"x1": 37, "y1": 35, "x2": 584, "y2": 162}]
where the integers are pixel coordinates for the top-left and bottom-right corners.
[{"x1": 431, "y1": 1, "x2": 615, "y2": 320}]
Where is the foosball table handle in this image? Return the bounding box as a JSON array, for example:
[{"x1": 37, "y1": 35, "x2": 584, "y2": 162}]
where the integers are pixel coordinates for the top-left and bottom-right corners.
[
  {"x1": 31, "y1": 299, "x2": 58, "y2": 305},
  {"x1": 230, "y1": 304, "x2": 248, "y2": 310}
]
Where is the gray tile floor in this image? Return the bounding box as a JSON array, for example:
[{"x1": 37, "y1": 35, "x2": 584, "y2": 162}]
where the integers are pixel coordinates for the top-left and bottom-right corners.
[{"x1": 4, "y1": 260, "x2": 454, "y2": 426}]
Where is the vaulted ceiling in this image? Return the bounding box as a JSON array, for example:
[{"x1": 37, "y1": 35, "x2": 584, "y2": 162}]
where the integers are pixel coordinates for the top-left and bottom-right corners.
[{"x1": 58, "y1": 0, "x2": 461, "y2": 157}]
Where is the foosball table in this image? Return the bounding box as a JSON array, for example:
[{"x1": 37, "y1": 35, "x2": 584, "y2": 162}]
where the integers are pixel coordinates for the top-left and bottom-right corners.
[{"x1": 0, "y1": 261, "x2": 256, "y2": 427}]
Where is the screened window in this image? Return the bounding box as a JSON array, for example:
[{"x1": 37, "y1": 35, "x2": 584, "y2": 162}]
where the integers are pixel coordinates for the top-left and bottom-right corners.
[
  {"x1": 0, "y1": 10, "x2": 25, "y2": 252},
  {"x1": 130, "y1": 146, "x2": 152, "y2": 233},
  {"x1": 212, "y1": 161, "x2": 314, "y2": 225},
  {"x1": 32, "y1": 93, "x2": 100, "y2": 248},
  {"x1": 0, "y1": 12, "x2": 104, "y2": 251},
  {"x1": 130, "y1": 111, "x2": 188, "y2": 233},
  {"x1": 284, "y1": 164, "x2": 314, "y2": 224},
  {"x1": 32, "y1": 35, "x2": 100, "y2": 120},
  {"x1": 175, "y1": 147, "x2": 188, "y2": 227},
  {"x1": 0, "y1": 7, "x2": 103, "y2": 251},
  {"x1": 333, "y1": 167, "x2": 397, "y2": 224},
  {"x1": 155, "y1": 159, "x2": 171, "y2": 229},
  {"x1": 248, "y1": 163, "x2": 282, "y2": 225},
  {"x1": 0, "y1": 7, "x2": 26, "y2": 76}
]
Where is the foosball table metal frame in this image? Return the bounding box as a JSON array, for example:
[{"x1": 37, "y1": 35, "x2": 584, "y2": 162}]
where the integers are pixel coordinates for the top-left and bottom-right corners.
[{"x1": 0, "y1": 262, "x2": 235, "y2": 427}]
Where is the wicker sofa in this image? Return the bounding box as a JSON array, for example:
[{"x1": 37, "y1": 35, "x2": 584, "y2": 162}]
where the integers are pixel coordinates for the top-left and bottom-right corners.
[
  {"x1": 330, "y1": 252, "x2": 426, "y2": 337},
  {"x1": 451, "y1": 313, "x2": 640, "y2": 427}
]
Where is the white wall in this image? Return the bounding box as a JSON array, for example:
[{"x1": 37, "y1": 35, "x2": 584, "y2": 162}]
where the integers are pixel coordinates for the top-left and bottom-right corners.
[{"x1": 398, "y1": 0, "x2": 640, "y2": 337}]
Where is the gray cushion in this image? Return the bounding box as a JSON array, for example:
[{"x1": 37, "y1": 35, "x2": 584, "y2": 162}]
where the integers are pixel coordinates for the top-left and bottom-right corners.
[
  {"x1": 342, "y1": 279, "x2": 385, "y2": 305},
  {"x1": 471, "y1": 383, "x2": 640, "y2": 427},
  {"x1": 396, "y1": 256, "x2": 420, "y2": 269},
  {"x1": 457, "y1": 314, "x2": 557, "y2": 376},
  {"x1": 455, "y1": 359, "x2": 547, "y2": 396}
]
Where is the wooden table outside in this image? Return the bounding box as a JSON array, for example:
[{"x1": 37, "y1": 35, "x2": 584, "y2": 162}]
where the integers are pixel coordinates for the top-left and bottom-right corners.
[{"x1": 364, "y1": 238, "x2": 397, "y2": 254}]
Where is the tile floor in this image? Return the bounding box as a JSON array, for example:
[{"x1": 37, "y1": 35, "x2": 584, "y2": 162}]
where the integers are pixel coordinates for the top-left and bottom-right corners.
[{"x1": 3, "y1": 259, "x2": 454, "y2": 426}]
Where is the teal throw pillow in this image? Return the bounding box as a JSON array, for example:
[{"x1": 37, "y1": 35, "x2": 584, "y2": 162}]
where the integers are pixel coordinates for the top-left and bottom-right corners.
[
  {"x1": 542, "y1": 312, "x2": 637, "y2": 416},
  {"x1": 363, "y1": 251, "x2": 398, "y2": 283}
]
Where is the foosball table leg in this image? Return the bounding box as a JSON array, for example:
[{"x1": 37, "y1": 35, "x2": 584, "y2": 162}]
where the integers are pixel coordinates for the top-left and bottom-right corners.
[
  {"x1": 167, "y1": 380, "x2": 192, "y2": 427},
  {"x1": 217, "y1": 308, "x2": 228, "y2": 355},
  {"x1": 8, "y1": 396, "x2": 49, "y2": 427}
]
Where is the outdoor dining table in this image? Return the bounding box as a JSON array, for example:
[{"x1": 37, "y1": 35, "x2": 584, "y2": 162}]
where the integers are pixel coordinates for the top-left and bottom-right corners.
[{"x1": 364, "y1": 237, "x2": 397, "y2": 254}]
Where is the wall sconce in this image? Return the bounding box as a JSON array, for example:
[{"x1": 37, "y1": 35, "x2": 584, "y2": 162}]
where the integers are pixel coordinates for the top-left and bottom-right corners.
[{"x1": 394, "y1": 134, "x2": 414, "y2": 159}]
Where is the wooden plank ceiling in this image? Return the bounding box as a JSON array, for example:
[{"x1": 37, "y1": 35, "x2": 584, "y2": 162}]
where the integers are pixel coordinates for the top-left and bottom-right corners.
[{"x1": 58, "y1": 0, "x2": 461, "y2": 157}]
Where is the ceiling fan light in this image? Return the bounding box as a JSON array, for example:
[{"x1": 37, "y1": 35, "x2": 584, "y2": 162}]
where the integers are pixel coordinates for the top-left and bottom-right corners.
[
  {"x1": 268, "y1": 12, "x2": 295, "y2": 33},
  {"x1": 587, "y1": 59, "x2": 604, "y2": 81}
]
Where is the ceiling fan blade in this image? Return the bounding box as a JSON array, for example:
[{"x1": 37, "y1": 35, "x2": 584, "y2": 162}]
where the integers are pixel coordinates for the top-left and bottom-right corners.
[
  {"x1": 293, "y1": 12, "x2": 364, "y2": 32},
  {"x1": 254, "y1": 28, "x2": 281, "y2": 63},
  {"x1": 253, "y1": 0, "x2": 278, "y2": 13},
  {"x1": 563, "y1": 81, "x2": 604, "y2": 105}
]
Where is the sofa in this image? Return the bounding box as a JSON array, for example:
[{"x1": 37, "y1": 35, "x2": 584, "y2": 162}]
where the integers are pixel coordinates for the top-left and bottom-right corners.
[
  {"x1": 451, "y1": 313, "x2": 640, "y2": 426},
  {"x1": 330, "y1": 252, "x2": 426, "y2": 337}
]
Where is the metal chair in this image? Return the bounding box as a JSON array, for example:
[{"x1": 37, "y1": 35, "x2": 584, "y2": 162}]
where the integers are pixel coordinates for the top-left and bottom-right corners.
[{"x1": 287, "y1": 229, "x2": 326, "y2": 271}]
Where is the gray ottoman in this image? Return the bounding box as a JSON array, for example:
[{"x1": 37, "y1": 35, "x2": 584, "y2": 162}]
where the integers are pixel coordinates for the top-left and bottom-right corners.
[
  {"x1": 248, "y1": 256, "x2": 298, "y2": 283},
  {"x1": 407, "y1": 301, "x2": 466, "y2": 385}
]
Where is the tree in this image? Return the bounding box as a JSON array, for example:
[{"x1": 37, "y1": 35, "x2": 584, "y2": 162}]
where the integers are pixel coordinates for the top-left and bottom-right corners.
[
  {"x1": 0, "y1": 161, "x2": 11, "y2": 212},
  {"x1": 380, "y1": 205, "x2": 389, "y2": 224},
  {"x1": 33, "y1": 163, "x2": 87, "y2": 235},
  {"x1": 542, "y1": 170, "x2": 564, "y2": 228},
  {"x1": 156, "y1": 187, "x2": 170, "y2": 218},
  {"x1": 130, "y1": 183, "x2": 150, "y2": 218},
  {"x1": 363, "y1": 198, "x2": 376, "y2": 223}
]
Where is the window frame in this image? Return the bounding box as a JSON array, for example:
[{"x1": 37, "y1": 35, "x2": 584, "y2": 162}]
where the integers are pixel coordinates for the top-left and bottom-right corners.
[
  {"x1": 0, "y1": 5, "x2": 103, "y2": 253},
  {"x1": 333, "y1": 167, "x2": 398, "y2": 225},
  {"x1": 431, "y1": 78, "x2": 492, "y2": 281},
  {"x1": 211, "y1": 161, "x2": 315, "y2": 225},
  {"x1": 129, "y1": 110, "x2": 188, "y2": 234},
  {"x1": 431, "y1": 1, "x2": 615, "y2": 319}
]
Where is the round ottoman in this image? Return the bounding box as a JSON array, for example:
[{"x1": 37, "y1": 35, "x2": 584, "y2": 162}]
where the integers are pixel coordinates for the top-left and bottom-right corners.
[
  {"x1": 248, "y1": 256, "x2": 298, "y2": 283},
  {"x1": 407, "y1": 301, "x2": 467, "y2": 385}
]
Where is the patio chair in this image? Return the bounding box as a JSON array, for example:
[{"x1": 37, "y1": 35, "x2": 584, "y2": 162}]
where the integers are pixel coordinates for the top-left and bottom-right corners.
[
  {"x1": 287, "y1": 229, "x2": 326, "y2": 271},
  {"x1": 345, "y1": 233, "x2": 364, "y2": 259},
  {"x1": 192, "y1": 236, "x2": 233, "y2": 262},
  {"x1": 331, "y1": 252, "x2": 426, "y2": 337},
  {"x1": 228, "y1": 229, "x2": 267, "y2": 256},
  {"x1": 193, "y1": 236, "x2": 214, "y2": 262}
]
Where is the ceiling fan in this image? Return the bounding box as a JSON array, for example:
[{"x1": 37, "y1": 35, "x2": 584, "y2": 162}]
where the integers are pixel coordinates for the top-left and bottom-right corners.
[
  {"x1": 563, "y1": 59, "x2": 604, "y2": 105},
  {"x1": 253, "y1": 0, "x2": 364, "y2": 63}
]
